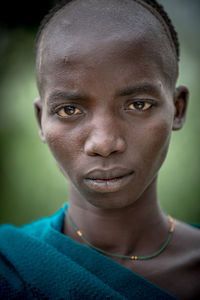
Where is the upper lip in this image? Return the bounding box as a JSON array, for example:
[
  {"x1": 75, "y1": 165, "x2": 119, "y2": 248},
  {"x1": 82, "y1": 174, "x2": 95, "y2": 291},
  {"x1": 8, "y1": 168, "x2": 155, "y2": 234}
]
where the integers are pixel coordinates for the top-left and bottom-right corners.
[{"x1": 85, "y1": 168, "x2": 134, "y2": 180}]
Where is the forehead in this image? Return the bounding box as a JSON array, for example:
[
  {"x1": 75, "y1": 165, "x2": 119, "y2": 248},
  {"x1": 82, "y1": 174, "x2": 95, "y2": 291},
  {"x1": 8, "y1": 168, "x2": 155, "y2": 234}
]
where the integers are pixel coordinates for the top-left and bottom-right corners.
[
  {"x1": 44, "y1": 0, "x2": 170, "y2": 41},
  {"x1": 37, "y1": 0, "x2": 177, "y2": 93}
]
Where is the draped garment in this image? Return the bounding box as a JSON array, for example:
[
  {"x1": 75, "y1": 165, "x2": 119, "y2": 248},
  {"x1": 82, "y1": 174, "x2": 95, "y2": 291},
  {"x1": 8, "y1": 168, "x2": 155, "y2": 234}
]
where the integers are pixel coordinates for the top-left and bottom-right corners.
[{"x1": 0, "y1": 204, "x2": 178, "y2": 299}]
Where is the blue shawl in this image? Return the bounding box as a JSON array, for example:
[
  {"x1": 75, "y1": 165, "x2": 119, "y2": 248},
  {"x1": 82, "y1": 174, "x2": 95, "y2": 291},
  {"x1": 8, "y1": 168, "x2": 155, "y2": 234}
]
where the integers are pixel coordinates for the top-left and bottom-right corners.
[{"x1": 0, "y1": 205, "x2": 177, "y2": 299}]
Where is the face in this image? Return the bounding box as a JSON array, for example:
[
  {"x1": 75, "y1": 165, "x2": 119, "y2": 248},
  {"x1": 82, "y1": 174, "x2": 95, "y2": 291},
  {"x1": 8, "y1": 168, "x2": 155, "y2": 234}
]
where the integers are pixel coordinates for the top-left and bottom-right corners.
[{"x1": 35, "y1": 1, "x2": 188, "y2": 209}]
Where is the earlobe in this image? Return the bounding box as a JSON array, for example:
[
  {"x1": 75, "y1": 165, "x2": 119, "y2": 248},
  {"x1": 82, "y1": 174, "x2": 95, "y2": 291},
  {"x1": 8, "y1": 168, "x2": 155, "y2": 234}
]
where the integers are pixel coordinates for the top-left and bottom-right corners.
[
  {"x1": 172, "y1": 86, "x2": 189, "y2": 131},
  {"x1": 34, "y1": 98, "x2": 46, "y2": 142}
]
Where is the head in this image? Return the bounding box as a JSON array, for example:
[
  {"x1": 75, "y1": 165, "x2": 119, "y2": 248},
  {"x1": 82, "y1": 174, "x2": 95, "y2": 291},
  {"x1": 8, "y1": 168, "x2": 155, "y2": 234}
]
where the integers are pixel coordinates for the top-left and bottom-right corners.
[{"x1": 34, "y1": 0, "x2": 189, "y2": 209}]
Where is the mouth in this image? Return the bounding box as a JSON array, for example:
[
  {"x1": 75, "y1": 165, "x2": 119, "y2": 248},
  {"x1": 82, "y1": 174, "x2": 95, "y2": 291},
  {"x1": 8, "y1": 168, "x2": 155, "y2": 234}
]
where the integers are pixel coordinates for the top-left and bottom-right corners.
[{"x1": 84, "y1": 168, "x2": 135, "y2": 193}]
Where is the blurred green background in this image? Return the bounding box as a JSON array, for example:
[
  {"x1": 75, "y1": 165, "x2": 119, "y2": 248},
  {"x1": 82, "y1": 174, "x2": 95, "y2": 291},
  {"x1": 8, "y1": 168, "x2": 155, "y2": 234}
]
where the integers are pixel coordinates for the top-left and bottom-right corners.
[{"x1": 0, "y1": 0, "x2": 200, "y2": 225}]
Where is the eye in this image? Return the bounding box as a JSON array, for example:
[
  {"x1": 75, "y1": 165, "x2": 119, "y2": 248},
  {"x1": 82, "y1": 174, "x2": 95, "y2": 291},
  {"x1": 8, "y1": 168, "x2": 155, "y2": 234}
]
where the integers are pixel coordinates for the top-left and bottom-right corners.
[
  {"x1": 56, "y1": 105, "x2": 82, "y2": 117},
  {"x1": 128, "y1": 101, "x2": 153, "y2": 111}
]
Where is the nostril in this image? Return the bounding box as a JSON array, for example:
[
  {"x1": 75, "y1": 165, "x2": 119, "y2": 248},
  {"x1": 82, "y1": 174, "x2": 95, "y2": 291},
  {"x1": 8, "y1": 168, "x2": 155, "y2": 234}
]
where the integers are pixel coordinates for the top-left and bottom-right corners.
[{"x1": 84, "y1": 135, "x2": 126, "y2": 157}]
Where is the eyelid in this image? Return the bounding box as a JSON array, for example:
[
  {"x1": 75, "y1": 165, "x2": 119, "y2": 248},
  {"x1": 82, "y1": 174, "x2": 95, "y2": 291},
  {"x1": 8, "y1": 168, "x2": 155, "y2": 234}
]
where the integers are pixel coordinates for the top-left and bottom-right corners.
[
  {"x1": 125, "y1": 98, "x2": 157, "y2": 111},
  {"x1": 51, "y1": 103, "x2": 83, "y2": 113},
  {"x1": 127, "y1": 98, "x2": 157, "y2": 104},
  {"x1": 50, "y1": 103, "x2": 84, "y2": 119}
]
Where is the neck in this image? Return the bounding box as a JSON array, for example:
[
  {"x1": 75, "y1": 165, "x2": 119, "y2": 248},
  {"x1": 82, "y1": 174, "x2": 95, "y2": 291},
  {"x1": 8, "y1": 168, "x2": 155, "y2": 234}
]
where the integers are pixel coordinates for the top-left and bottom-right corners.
[{"x1": 63, "y1": 179, "x2": 169, "y2": 257}]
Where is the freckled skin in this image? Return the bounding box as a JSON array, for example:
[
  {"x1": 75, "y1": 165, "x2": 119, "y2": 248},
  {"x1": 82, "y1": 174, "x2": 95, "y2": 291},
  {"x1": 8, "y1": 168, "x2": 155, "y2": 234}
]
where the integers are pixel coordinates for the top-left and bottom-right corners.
[{"x1": 34, "y1": 1, "x2": 200, "y2": 299}]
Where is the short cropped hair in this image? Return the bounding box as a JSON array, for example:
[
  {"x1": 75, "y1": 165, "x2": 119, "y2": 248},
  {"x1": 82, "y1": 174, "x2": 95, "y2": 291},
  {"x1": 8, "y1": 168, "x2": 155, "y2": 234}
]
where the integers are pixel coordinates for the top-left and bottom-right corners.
[{"x1": 34, "y1": 0, "x2": 180, "y2": 62}]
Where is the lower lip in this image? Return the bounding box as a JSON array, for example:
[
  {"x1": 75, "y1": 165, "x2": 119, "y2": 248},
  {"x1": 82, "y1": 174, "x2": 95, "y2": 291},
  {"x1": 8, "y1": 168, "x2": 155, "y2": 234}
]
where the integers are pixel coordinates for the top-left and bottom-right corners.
[{"x1": 84, "y1": 172, "x2": 135, "y2": 193}]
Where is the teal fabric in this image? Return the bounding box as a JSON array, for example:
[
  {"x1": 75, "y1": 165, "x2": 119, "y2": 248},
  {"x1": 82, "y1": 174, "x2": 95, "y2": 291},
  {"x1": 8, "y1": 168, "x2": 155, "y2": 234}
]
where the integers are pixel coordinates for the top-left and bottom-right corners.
[
  {"x1": 0, "y1": 204, "x2": 178, "y2": 299},
  {"x1": 187, "y1": 223, "x2": 200, "y2": 229}
]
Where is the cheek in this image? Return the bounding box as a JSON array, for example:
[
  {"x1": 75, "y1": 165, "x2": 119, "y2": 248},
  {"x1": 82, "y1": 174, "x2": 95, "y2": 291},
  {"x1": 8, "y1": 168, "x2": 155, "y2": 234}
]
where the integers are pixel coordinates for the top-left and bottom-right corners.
[
  {"x1": 140, "y1": 117, "x2": 173, "y2": 171},
  {"x1": 43, "y1": 121, "x2": 80, "y2": 172}
]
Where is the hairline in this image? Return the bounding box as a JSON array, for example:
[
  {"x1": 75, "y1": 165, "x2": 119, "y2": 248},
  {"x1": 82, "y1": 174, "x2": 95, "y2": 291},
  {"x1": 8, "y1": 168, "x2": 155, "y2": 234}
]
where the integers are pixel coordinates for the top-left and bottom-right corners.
[{"x1": 35, "y1": 0, "x2": 179, "y2": 94}]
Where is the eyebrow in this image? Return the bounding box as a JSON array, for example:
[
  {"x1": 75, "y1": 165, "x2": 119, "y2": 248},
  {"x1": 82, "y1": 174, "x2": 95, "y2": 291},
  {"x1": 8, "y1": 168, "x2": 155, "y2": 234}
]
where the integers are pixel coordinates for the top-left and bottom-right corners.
[
  {"x1": 46, "y1": 90, "x2": 87, "y2": 104},
  {"x1": 47, "y1": 83, "x2": 161, "y2": 104},
  {"x1": 115, "y1": 83, "x2": 161, "y2": 97}
]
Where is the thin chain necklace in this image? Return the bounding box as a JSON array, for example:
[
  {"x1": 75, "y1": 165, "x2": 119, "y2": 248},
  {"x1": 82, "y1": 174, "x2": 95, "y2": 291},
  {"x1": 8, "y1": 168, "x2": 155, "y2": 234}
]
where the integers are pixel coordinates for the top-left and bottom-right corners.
[{"x1": 66, "y1": 212, "x2": 175, "y2": 261}]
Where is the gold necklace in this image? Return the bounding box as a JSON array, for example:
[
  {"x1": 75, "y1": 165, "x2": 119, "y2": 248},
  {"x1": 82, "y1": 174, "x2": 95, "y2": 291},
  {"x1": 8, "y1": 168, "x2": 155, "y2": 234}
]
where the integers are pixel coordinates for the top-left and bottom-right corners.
[{"x1": 67, "y1": 213, "x2": 175, "y2": 261}]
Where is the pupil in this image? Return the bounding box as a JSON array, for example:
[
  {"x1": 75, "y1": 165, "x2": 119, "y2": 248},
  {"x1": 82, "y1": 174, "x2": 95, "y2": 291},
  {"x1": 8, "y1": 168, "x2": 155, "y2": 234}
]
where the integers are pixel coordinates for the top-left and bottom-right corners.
[
  {"x1": 65, "y1": 106, "x2": 75, "y2": 115},
  {"x1": 135, "y1": 101, "x2": 144, "y2": 109}
]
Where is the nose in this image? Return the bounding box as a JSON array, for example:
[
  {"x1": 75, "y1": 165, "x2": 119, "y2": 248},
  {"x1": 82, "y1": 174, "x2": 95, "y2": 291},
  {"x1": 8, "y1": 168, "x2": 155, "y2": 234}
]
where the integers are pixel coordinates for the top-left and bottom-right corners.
[{"x1": 84, "y1": 118, "x2": 126, "y2": 157}]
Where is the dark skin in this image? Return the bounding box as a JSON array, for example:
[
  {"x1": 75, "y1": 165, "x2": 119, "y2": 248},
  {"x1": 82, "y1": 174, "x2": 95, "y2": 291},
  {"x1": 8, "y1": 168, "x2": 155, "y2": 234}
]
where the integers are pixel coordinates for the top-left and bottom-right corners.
[{"x1": 35, "y1": 1, "x2": 200, "y2": 299}]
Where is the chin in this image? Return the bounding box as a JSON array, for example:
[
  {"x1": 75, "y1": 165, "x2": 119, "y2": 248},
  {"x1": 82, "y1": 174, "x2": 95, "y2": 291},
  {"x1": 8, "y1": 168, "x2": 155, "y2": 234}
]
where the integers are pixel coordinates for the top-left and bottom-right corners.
[{"x1": 80, "y1": 189, "x2": 139, "y2": 210}]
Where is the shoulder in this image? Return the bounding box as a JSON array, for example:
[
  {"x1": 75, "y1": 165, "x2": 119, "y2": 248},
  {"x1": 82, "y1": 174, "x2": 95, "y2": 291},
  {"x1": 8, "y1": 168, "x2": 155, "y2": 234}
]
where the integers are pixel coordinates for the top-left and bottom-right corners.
[
  {"x1": 139, "y1": 220, "x2": 200, "y2": 299},
  {"x1": 0, "y1": 211, "x2": 62, "y2": 297},
  {"x1": 0, "y1": 218, "x2": 48, "y2": 252},
  {"x1": 170, "y1": 219, "x2": 200, "y2": 265},
  {"x1": 0, "y1": 206, "x2": 64, "y2": 241},
  {"x1": 168, "y1": 220, "x2": 200, "y2": 299},
  {"x1": 0, "y1": 206, "x2": 65, "y2": 265},
  {"x1": 0, "y1": 216, "x2": 50, "y2": 268},
  {"x1": 173, "y1": 219, "x2": 200, "y2": 252},
  {"x1": 0, "y1": 211, "x2": 62, "y2": 263}
]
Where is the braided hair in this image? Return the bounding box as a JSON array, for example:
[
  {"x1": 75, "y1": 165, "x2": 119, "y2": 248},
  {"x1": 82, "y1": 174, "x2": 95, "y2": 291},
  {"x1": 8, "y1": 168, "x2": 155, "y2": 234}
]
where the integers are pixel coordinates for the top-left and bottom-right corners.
[{"x1": 35, "y1": 0, "x2": 180, "y2": 62}]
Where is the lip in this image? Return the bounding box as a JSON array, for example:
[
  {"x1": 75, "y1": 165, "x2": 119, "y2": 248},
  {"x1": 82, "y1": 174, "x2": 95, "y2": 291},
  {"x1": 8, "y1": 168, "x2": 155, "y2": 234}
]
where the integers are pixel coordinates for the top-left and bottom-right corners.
[{"x1": 84, "y1": 168, "x2": 135, "y2": 193}]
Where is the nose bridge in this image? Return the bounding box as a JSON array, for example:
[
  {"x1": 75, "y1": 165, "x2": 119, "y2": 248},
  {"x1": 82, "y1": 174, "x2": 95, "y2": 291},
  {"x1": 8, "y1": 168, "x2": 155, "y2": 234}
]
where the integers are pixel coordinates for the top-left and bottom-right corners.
[
  {"x1": 84, "y1": 112, "x2": 126, "y2": 157},
  {"x1": 95, "y1": 112, "x2": 118, "y2": 136}
]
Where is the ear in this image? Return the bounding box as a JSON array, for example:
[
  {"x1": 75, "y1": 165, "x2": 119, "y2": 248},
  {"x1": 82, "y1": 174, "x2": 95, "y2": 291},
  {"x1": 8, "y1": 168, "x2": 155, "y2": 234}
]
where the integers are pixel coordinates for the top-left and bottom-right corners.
[
  {"x1": 34, "y1": 98, "x2": 46, "y2": 142},
  {"x1": 172, "y1": 85, "x2": 189, "y2": 131}
]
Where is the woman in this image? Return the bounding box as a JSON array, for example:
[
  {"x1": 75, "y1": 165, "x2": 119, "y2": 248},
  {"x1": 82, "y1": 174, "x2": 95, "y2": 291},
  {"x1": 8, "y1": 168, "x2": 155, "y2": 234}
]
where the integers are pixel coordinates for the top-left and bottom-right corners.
[{"x1": 0, "y1": 0, "x2": 200, "y2": 299}]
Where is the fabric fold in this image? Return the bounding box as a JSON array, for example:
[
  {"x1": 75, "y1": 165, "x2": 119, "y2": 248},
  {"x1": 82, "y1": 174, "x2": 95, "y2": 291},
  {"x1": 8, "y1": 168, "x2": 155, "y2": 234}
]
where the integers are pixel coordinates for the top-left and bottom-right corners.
[{"x1": 0, "y1": 205, "x2": 177, "y2": 299}]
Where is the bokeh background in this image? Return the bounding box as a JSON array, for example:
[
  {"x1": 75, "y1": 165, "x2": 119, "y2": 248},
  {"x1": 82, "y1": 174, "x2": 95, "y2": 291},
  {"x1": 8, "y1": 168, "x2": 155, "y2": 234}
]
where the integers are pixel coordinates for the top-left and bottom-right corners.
[{"x1": 0, "y1": 0, "x2": 199, "y2": 225}]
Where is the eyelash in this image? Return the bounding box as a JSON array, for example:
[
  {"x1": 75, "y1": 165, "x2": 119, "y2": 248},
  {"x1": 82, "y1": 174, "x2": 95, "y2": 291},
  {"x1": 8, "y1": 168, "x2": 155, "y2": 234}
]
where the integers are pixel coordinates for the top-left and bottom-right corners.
[
  {"x1": 53, "y1": 104, "x2": 83, "y2": 118},
  {"x1": 52, "y1": 99, "x2": 155, "y2": 119},
  {"x1": 126, "y1": 100, "x2": 156, "y2": 112}
]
